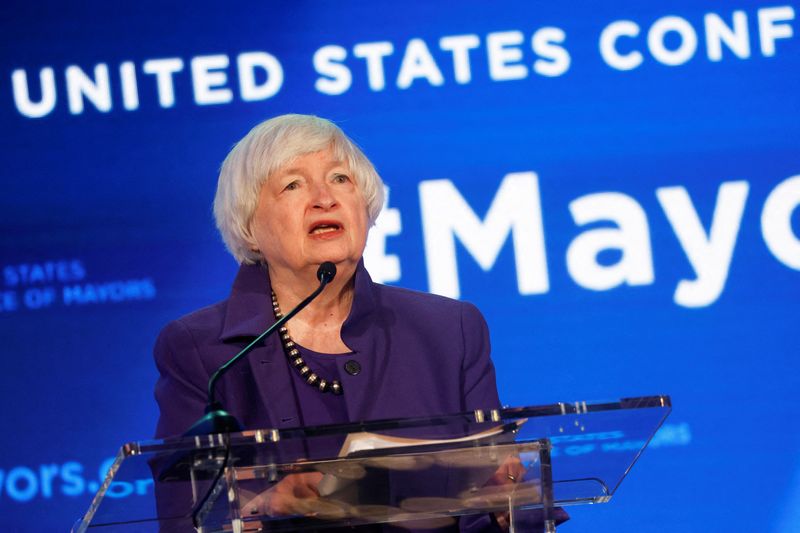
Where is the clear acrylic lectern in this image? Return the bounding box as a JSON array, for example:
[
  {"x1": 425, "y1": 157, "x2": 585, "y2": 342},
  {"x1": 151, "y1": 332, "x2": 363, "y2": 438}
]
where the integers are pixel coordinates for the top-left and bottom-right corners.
[{"x1": 74, "y1": 395, "x2": 670, "y2": 532}]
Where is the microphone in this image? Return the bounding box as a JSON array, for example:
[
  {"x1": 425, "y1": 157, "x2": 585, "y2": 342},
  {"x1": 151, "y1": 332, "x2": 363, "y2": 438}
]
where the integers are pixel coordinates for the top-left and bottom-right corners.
[
  {"x1": 184, "y1": 261, "x2": 337, "y2": 436},
  {"x1": 317, "y1": 261, "x2": 336, "y2": 284}
]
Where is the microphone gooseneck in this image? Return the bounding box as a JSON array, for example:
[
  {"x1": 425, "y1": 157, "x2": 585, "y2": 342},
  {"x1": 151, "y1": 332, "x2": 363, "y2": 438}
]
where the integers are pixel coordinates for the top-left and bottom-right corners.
[{"x1": 184, "y1": 262, "x2": 338, "y2": 436}]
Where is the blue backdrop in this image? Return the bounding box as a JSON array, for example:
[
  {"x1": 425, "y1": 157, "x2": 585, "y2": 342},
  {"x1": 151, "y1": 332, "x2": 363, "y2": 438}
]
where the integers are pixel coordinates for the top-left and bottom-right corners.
[{"x1": 1, "y1": 1, "x2": 799, "y2": 531}]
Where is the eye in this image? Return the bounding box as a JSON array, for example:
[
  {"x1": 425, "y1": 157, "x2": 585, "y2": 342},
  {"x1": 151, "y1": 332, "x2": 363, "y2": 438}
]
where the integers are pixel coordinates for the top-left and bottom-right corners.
[
  {"x1": 332, "y1": 173, "x2": 352, "y2": 184},
  {"x1": 283, "y1": 180, "x2": 300, "y2": 191}
]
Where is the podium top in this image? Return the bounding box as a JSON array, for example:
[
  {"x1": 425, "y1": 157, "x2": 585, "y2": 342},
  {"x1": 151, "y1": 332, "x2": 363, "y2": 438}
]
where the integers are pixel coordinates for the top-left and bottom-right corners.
[{"x1": 77, "y1": 395, "x2": 670, "y2": 531}]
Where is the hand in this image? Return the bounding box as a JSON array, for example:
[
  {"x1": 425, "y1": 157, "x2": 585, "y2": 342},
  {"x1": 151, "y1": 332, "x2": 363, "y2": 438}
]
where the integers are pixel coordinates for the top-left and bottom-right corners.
[
  {"x1": 240, "y1": 471, "x2": 324, "y2": 517},
  {"x1": 487, "y1": 455, "x2": 526, "y2": 531},
  {"x1": 487, "y1": 455, "x2": 525, "y2": 488}
]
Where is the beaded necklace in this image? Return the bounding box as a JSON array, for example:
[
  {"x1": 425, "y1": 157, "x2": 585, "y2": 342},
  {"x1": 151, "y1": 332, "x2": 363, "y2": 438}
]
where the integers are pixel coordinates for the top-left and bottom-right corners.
[{"x1": 271, "y1": 290, "x2": 343, "y2": 395}]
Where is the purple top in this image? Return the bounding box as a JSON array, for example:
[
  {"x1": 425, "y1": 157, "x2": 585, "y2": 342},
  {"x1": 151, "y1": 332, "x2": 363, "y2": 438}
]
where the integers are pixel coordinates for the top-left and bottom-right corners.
[{"x1": 289, "y1": 345, "x2": 350, "y2": 427}]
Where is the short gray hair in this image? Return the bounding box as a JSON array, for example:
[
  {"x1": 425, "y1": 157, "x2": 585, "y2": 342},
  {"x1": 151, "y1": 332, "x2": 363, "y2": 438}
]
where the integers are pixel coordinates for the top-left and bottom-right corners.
[{"x1": 214, "y1": 114, "x2": 385, "y2": 264}]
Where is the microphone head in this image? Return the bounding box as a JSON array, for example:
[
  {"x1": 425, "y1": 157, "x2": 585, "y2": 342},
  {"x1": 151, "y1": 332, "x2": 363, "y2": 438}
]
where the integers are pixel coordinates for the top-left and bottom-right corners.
[{"x1": 317, "y1": 261, "x2": 337, "y2": 283}]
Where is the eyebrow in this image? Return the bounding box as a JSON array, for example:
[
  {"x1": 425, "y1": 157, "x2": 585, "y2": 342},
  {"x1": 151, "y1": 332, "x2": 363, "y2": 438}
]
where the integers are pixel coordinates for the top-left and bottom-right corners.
[{"x1": 279, "y1": 161, "x2": 348, "y2": 177}]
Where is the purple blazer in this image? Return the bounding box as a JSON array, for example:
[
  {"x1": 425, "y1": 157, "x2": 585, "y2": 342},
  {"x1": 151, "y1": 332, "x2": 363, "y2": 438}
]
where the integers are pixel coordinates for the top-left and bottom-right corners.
[
  {"x1": 154, "y1": 260, "x2": 501, "y2": 437},
  {"x1": 152, "y1": 262, "x2": 568, "y2": 532}
]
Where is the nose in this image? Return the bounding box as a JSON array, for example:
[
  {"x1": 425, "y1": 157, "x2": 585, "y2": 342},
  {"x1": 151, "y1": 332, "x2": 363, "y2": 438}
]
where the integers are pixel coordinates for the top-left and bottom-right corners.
[{"x1": 311, "y1": 181, "x2": 337, "y2": 210}]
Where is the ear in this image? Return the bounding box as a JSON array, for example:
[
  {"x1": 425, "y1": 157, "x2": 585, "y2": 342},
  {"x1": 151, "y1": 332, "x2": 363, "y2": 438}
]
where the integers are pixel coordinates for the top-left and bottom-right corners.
[{"x1": 241, "y1": 222, "x2": 260, "y2": 253}]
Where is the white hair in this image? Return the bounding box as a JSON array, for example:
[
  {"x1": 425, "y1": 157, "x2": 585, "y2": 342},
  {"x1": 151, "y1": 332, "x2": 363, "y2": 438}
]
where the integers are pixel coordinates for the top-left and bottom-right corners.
[{"x1": 213, "y1": 114, "x2": 385, "y2": 264}]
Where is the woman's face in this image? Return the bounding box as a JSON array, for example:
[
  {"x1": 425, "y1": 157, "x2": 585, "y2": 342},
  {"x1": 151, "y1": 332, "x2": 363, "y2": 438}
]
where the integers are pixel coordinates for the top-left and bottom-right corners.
[{"x1": 250, "y1": 147, "x2": 369, "y2": 275}]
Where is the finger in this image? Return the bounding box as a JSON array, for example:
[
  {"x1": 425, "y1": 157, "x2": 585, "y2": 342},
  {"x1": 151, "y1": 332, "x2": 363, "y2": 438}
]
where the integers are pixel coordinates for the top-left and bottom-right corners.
[
  {"x1": 494, "y1": 511, "x2": 510, "y2": 530},
  {"x1": 293, "y1": 483, "x2": 321, "y2": 498}
]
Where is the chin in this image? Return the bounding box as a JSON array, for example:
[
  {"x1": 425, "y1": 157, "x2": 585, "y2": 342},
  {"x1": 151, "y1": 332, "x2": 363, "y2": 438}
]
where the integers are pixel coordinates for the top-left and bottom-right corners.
[
  {"x1": 308, "y1": 243, "x2": 363, "y2": 265},
  {"x1": 306, "y1": 251, "x2": 357, "y2": 267}
]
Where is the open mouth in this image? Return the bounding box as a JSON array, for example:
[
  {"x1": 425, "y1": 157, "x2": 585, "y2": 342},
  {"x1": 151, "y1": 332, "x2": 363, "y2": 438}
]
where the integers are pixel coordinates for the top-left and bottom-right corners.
[{"x1": 309, "y1": 222, "x2": 342, "y2": 235}]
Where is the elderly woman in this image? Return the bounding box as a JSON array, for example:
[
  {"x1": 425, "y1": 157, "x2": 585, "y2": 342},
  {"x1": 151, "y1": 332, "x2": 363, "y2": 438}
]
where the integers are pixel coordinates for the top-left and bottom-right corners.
[
  {"x1": 153, "y1": 114, "x2": 514, "y2": 531},
  {"x1": 154, "y1": 114, "x2": 500, "y2": 435}
]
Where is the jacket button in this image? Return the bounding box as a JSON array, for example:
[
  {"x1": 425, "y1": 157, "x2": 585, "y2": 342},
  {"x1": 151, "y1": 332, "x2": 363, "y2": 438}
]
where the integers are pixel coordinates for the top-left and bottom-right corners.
[{"x1": 344, "y1": 360, "x2": 361, "y2": 376}]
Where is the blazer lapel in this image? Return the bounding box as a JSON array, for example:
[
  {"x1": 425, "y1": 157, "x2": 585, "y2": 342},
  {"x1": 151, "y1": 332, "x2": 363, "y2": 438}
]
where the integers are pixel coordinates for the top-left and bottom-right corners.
[
  {"x1": 340, "y1": 261, "x2": 380, "y2": 422},
  {"x1": 219, "y1": 263, "x2": 300, "y2": 429},
  {"x1": 246, "y1": 336, "x2": 300, "y2": 429}
]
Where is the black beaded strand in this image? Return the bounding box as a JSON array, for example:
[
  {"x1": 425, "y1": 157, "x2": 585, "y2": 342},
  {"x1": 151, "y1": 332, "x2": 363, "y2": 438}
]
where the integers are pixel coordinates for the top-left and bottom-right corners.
[{"x1": 271, "y1": 291, "x2": 343, "y2": 395}]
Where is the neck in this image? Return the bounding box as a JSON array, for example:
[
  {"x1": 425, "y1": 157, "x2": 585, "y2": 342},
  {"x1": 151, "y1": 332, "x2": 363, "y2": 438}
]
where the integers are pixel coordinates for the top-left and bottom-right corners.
[{"x1": 267, "y1": 261, "x2": 357, "y2": 326}]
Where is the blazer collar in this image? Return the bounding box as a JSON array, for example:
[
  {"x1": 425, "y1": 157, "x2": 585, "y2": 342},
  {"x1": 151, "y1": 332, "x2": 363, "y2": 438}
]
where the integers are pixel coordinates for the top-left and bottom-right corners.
[
  {"x1": 219, "y1": 260, "x2": 378, "y2": 346},
  {"x1": 341, "y1": 260, "x2": 378, "y2": 355},
  {"x1": 219, "y1": 262, "x2": 274, "y2": 341}
]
